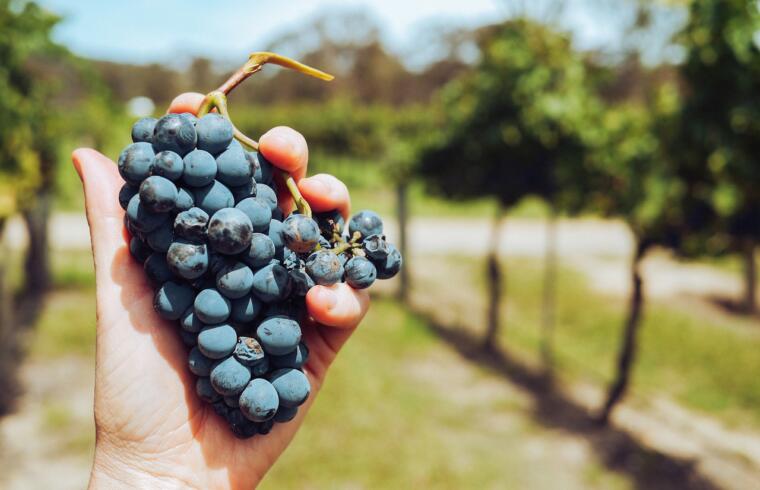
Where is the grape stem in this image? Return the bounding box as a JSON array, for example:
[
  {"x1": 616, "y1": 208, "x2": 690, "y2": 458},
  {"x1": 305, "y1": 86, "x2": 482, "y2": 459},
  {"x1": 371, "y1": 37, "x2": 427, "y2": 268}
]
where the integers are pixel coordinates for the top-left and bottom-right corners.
[{"x1": 195, "y1": 52, "x2": 334, "y2": 218}]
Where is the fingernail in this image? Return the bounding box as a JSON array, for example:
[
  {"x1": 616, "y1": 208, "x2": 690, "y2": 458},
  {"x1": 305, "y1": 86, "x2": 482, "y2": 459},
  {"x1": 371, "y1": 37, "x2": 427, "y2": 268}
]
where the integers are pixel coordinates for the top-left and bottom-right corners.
[
  {"x1": 313, "y1": 286, "x2": 337, "y2": 310},
  {"x1": 263, "y1": 129, "x2": 296, "y2": 154}
]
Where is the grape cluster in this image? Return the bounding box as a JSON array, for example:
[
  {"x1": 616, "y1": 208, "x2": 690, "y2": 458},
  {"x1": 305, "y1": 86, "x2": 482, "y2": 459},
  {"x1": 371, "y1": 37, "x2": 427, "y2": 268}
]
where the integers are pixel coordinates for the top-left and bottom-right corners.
[{"x1": 118, "y1": 113, "x2": 402, "y2": 438}]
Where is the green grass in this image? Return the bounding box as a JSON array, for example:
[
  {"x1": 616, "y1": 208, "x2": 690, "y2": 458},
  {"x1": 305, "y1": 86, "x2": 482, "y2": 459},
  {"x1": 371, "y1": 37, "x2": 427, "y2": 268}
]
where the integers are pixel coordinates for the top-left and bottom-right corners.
[{"x1": 412, "y1": 254, "x2": 760, "y2": 429}]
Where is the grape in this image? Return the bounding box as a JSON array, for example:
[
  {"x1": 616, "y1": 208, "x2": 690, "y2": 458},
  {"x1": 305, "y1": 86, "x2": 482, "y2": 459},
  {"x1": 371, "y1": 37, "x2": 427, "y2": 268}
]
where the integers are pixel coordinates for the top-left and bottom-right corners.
[
  {"x1": 233, "y1": 336, "x2": 266, "y2": 366},
  {"x1": 196, "y1": 377, "x2": 221, "y2": 403},
  {"x1": 194, "y1": 288, "x2": 231, "y2": 324},
  {"x1": 180, "y1": 330, "x2": 198, "y2": 347},
  {"x1": 269, "y1": 368, "x2": 310, "y2": 407},
  {"x1": 197, "y1": 323, "x2": 237, "y2": 359},
  {"x1": 212, "y1": 401, "x2": 230, "y2": 418},
  {"x1": 216, "y1": 262, "x2": 254, "y2": 299},
  {"x1": 229, "y1": 294, "x2": 263, "y2": 324},
  {"x1": 126, "y1": 194, "x2": 168, "y2": 233},
  {"x1": 362, "y1": 234, "x2": 389, "y2": 261},
  {"x1": 239, "y1": 378, "x2": 279, "y2": 422},
  {"x1": 174, "y1": 207, "x2": 209, "y2": 243},
  {"x1": 210, "y1": 356, "x2": 252, "y2": 396},
  {"x1": 179, "y1": 112, "x2": 198, "y2": 126},
  {"x1": 194, "y1": 180, "x2": 235, "y2": 216},
  {"x1": 118, "y1": 142, "x2": 155, "y2": 185},
  {"x1": 256, "y1": 315, "x2": 301, "y2": 355},
  {"x1": 267, "y1": 219, "x2": 286, "y2": 259},
  {"x1": 305, "y1": 249, "x2": 344, "y2": 286},
  {"x1": 188, "y1": 347, "x2": 214, "y2": 376},
  {"x1": 248, "y1": 151, "x2": 275, "y2": 187},
  {"x1": 144, "y1": 253, "x2": 173, "y2": 286},
  {"x1": 215, "y1": 142, "x2": 253, "y2": 187},
  {"x1": 282, "y1": 214, "x2": 320, "y2": 254},
  {"x1": 251, "y1": 356, "x2": 270, "y2": 377},
  {"x1": 207, "y1": 208, "x2": 253, "y2": 255},
  {"x1": 235, "y1": 197, "x2": 272, "y2": 233},
  {"x1": 139, "y1": 176, "x2": 177, "y2": 213},
  {"x1": 196, "y1": 114, "x2": 234, "y2": 155},
  {"x1": 344, "y1": 256, "x2": 376, "y2": 289},
  {"x1": 273, "y1": 405, "x2": 298, "y2": 423},
  {"x1": 180, "y1": 307, "x2": 204, "y2": 333},
  {"x1": 151, "y1": 150, "x2": 184, "y2": 182},
  {"x1": 175, "y1": 187, "x2": 195, "y2": 211},
  {"x1": 166, "y1": 240, "x2": 208, "y2": 280},
  {"x1": 289, "y1": 268, "x2": 315, "y2": 296},
  {"x1": 258, "y1": 419, "x2": 275, "y2": 434},
  {"x1": 153, "y1": 113, "x2": 197, "y2": 156},
  {"x1": 314, "y1": 209, "x2": 344, "y2": 239},
  {"x1": 224, "y1": 395, "x2": 240, "y2": 408},
  {"x1": 128, "y1": 236, "x2": 152, "y2": 263},
  {"x1": 241, "y1": 233, "x2": 275, "y2": 269},
  {"x1": 154, "y1": 281, "x2": 195, "y2": 321},
  {"x1": 182, "y1": 149, "x2": 217, "y2": 187},
  {"x1": 251, "y1": 263, "x2": 292, "y2": 303},
  {"x1": 230, "y1": 179, "x2": 256, "y2": 204},
  {"x1": 146, "y1": 222, "x2": 174, "y2": 253},
  {"x1": 255, "y1": 183, "x2": 278, "y2": 213},
  {"x1": 131, "y1": 117, "x2": 157, "y2": 143},
  {"x1": 348, "y1": 210, "x2": 383, "y2": 239},
  {"x1": 373, "y1": 243, "x2": 402, "y2": 279},
  {"x1": 119, "y1": 184, "x2": 138, "y2": 210},
  {"x1": 226, "y1": 408, "x2": 259, "y2": 439},
  {"x1": 271, "y1": 342, "x2": 309, "y2": 369}
]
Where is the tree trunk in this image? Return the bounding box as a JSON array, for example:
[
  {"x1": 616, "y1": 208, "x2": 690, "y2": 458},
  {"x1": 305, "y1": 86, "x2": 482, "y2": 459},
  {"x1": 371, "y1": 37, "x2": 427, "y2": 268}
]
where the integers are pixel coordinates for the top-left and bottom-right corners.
[
  {"x1": 22, "y1": 191, "x2": 52, "y2": 297},
  {"x1": 395, "y1": 181, "x2": 410, "y2": 304},
  {"x1": 0, "y1": 219, "x2": 20, "y2": 416},
  {"x1": 742, "y1": 239, "x2": 756, "y2": 314},
  {"x1": 540, "y1": 207, "x2": 558, "y2": 373},
  {"x1": 483, "y1": 205, "x2": 506, "y2": 351},
  {"x1": 597, "y1": 238, "x2": 648, "y2": 425}
]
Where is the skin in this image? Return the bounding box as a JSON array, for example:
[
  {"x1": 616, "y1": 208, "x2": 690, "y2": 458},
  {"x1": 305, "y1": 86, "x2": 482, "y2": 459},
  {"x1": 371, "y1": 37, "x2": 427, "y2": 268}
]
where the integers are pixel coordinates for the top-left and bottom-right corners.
[{"x1": 75, "y1": 93, "x2": 369, "y2": 489}]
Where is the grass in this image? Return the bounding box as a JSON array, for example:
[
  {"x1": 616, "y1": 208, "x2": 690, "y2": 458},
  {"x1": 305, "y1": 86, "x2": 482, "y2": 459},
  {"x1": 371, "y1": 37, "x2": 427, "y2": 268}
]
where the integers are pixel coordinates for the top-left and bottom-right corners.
[{"x1": 411, "y1": 253, "x2": 760, "y2": 429}]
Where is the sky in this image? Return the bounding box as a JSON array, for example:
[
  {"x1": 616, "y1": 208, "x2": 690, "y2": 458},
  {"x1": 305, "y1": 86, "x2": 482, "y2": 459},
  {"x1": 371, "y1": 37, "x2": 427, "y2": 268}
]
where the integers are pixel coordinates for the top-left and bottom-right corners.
[{"x1": 34, "y1": 0, "x2": 673, "y2": 67}]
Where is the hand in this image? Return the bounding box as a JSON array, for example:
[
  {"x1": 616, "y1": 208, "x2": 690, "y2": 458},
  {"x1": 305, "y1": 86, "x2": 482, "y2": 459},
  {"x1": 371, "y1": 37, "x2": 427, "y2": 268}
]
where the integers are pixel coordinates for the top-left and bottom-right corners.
[{"x1": 74, "y1": 93, "x2": 370, "y2": 489}]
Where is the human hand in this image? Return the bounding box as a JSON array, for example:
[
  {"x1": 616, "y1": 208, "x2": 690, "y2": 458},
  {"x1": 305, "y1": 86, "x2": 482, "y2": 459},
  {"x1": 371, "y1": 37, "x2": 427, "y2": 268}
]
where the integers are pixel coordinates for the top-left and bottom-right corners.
[{"x1": 74, "y1": 93, "x2": 370, "y2": 489}]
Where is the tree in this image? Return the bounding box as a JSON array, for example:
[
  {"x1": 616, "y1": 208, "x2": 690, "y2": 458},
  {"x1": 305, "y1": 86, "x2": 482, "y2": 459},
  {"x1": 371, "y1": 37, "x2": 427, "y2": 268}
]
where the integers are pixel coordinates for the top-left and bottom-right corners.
[{"x1": 417, "y1": 19, "x2": 595, "y2": 352}]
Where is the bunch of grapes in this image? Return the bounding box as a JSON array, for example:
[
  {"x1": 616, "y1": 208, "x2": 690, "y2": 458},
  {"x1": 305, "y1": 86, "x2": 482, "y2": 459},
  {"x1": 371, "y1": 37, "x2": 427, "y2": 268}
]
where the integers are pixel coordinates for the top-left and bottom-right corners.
[{"x1": 118, "y1": 110, "x2": 402, "y2": 438}]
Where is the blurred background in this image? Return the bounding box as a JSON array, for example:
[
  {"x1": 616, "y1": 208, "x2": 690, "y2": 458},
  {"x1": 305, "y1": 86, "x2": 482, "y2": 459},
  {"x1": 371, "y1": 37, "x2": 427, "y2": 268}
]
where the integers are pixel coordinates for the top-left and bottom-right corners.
[{"x1": 1, "y1": 0, "x2": 760, "y2": 488}]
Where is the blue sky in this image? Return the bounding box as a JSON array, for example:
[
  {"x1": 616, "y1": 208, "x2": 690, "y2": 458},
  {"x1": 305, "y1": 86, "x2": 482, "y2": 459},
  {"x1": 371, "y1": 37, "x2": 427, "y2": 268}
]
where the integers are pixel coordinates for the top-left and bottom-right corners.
[{"x1": 35, "y1": 0, "x2": 658, "y2": 67}]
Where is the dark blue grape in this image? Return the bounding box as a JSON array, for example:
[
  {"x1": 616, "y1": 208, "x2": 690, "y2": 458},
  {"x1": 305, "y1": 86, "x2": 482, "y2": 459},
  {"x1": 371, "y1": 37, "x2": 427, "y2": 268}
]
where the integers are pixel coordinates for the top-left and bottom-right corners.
[
  {"x1": 271, "y1": 207, "x2": 284, "y2": 222},
  {"x1": 282, "y1": 214, "x2": 320, "y2": 254},
  {"x1": 197, "y1": 323, "x2": 237, "y2": 359},
  {"x1": 154, "y1": 281, "x2": 195, "y2": 320},
  {"x1": 251, "y1": 263, "x2": 292, "y2": 303},
  {"x1": 212, "y1": 400, "x2": 230, "y2": 418},
  {"x1": 166, "y1": 240, "x2": 208, "y2": 280},
  {"x1": 289, "y1": 268, "x2": 315, "y2": 296},
  {"x1": 180, "y1": 306, "x2": 204, "y2": 333},
  {"x1": 151, "y1": 150, "x2": 184, "y2": 182},
  {"x1": 241, "y1": 233, "x2": 275, "y2": 269},
  {"x1": 119, "y1": 184, "x2": 138, "y2": 210},
  {"x1": 196, "y1": 377, "x2": 221, "y2": 403},
  {"x1": 179, "y1": 112, "x2": 198, "y2": 126},
  {"x1": 126, "y1": 194, "x2": 168, "y2": 233},
  {"x1": 344, "y1": 256, "x2": 377, "y2": 289},
  {"x1": 210, "y1": 356, "x2": 252, "y2": 396},
  {"x1": 216, "y1": 262, "x2": 254, "y2": 299},
  {"x1": 153, "y1": 113, "x2": 197, "y2": 156},
  {"x1": 196, "y1": 114, "x2": 234, "y2": 155},
  {"x1": 194, "y1": 180, "x2": 234, "y2": 215},
  {"x1": 362, "y1": 234, "x2": 389, "y2": 261},
  {"x1": 230, "y1": 294, "x2": 263, "y2": 324},
  {"x1": 230, "y1": 179, "x2": 256, "y2": 204},
  {"x1": 118, "y1": 142, "x2": 155, "y2": 185},
  {"x1": 258, "y1": 419, "x2": 275, "y2": 434},
  {"x1": 215, "y1": 142, "x2": 253, "y2": 187},
  {"x1": 208, "y1": 208, "x2": 253, "y2": 255},
  {"x1": 348, "y1": 210, "x2": 383, "y2": 239},
  {"x1": 131, "y1": 117, "x2": 157, "y2": 143},
  {"x1": 180, "y1": 330, "x2": 198, "y2": 347},
  {"x1": 194, "y1": 288, "x2": 231, "y2": 324},
  {"x1": 144, "y1": 253, "x2": 173, "y2": 286},
  {"x1": 373, "y1": 243, "x2": 402, "y2": 279},
  {"x1": 269, "y1": 368, "x2": 310, "y2": 407},
  {"x1": 255, "y1": 183, "x2": 278, "y2": 213},
  {"x1": 248, "y1": 151, "x2": 274, "y2": 187},
  {"x1": 251, "y1": 356, "x2": 270, "y2": 377},
  {"x1": 175, "y1": 186, "x2": 195, "y2": 211},
  {"x1": 239, "y1": 378, "x2": 279, "y2": 422},
  {"x1": 226, "y1": 408, "x2": 259, "y2": 439},
  {"x1": 146, "y1": 222, "x2": 173, "y2": 253},
  {"x1": 182, "y1": 149, "x2": 217, "y2": 187},
  {"x1": 173, "y1": 207, "x2": 209, "y2": 243},
  {"x1": 235, "y1": 197, "x2": 272, "y2": 233},
  {"x1": 305, "y1": 249, "x2": 344, "y2": 286},
  {"x1": 139, "y1": 176, "x2": 177, "y2": 213},
  {"x1": 267, "y1": 219, "x2": 285, "y2": 259},
  {"x1": 128, "y1": 236, "x2": 151, "y2": 263},
  {"x1": 314, "y1": 209, "x2": 345, "y2": 240},
  {"x1": 256, "y1": 315, "x2": 301, "y2": 355},
  {"x1": 188, "y1": 346, "x2": 214, "y2": 376},
  {"x1": 233, "y1": 336, "x2": 265, "y2": 366},
  {"x1": 273, "y1": 405, "x2": 298, "y2": 423},
  {"x1": 271, "y1": 342, "x2": 309, "y2": 369},
  {"x1": 224, "y1": 395, "x2": 240, "y2": 408}
]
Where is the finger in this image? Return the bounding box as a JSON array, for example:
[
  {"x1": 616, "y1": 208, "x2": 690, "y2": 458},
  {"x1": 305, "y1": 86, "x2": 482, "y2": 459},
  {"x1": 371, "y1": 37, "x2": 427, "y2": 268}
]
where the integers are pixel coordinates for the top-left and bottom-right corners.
[
  {"x1": 259, "y1": 126, "x2": 309, "y2": 180},
  {"x1": 167, "y1": 92, "x2": 206, "y2": 115},
  {"x1": 71, "y1": 148, "x2": 127, "y2": 292},
  {"x1": 305, "y1": 283, "x2": 370, "y2": 329},
  {"x1": 298, "y1": 174, "x2": 351, "y2": 221}
]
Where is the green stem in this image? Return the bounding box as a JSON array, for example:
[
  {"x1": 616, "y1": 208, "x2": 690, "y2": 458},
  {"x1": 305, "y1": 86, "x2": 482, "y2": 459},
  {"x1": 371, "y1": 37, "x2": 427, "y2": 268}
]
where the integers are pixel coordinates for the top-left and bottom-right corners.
[
  {"x1": 331, "y1": 241, "x2": 362, "y2": 255},
  {"x1": 282, "y1": 171, "x2": 311, "y2": 217}
]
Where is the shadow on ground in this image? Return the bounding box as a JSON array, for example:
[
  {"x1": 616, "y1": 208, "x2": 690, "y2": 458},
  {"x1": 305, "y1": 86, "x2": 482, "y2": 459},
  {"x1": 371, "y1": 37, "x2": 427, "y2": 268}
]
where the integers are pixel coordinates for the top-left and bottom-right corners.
[{"x1": 409, "y1": 307, "x2": 720, "y2": 490}]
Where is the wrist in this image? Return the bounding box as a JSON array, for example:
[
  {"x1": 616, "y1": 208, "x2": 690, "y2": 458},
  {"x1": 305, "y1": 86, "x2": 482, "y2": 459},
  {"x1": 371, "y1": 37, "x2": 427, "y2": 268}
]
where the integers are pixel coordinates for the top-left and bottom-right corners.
[{"x1": 89, "y1": 443, "x2": 198, "y2": 490}]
